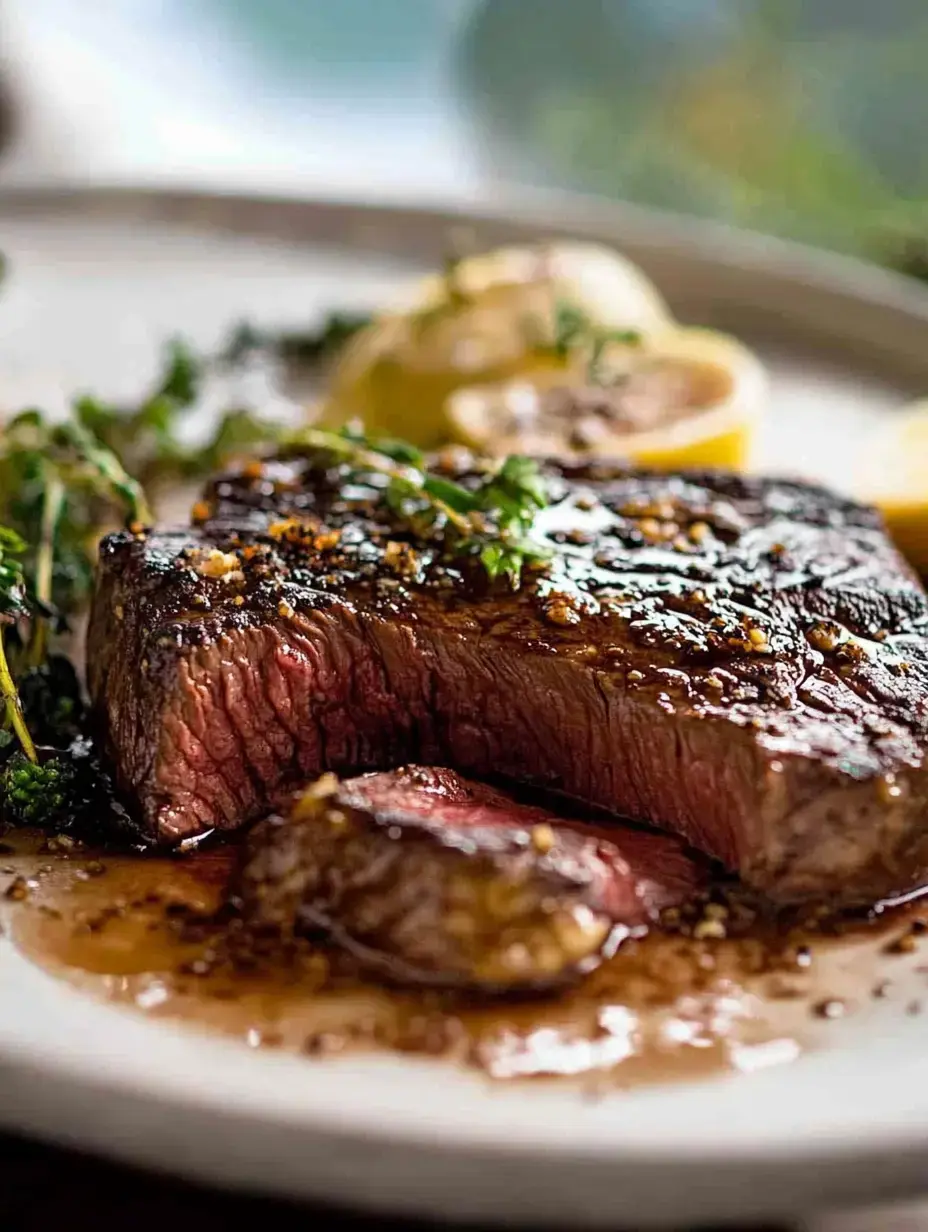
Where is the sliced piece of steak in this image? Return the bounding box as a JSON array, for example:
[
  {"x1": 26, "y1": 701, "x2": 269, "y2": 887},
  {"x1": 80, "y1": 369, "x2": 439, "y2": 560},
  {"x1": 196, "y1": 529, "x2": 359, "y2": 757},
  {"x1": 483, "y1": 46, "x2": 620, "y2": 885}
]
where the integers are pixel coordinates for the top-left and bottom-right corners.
[
  {"x1": 88, "y1": 452, "x2": 928, "y2": 903},
  {"x1": 239, "y1": 766, "x2": 706, "y2": 992}
]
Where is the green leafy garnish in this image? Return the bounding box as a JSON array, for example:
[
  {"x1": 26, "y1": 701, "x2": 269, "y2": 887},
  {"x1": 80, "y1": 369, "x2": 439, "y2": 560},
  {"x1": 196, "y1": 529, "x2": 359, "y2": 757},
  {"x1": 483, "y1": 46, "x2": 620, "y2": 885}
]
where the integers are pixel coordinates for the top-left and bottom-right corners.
[
  {"x1": 0, "y1": 528, "x2": 29, "y2": 620},
  {"x1": 0, "y1": 527, "x2": 37, "y2": 763},
  {"x1": 197, "y1": 408, "x2": 286, "y2": 475},
  {"x1": 58, "y1": 419, "x2": 151, "y2": 525},
  {"x1": 77, "y1": 319, "x2": 370, "y2": 495},
  {"x1": 0, "y1": 410, "x2": 152, "y2": 624},
  {"x1": 0, "y1": 400, "x2": 155, "y2": 825},
  {"x1": 155, "y1": 336, "x2": 202, "y2": 404},
  {"x1": 284, "y1": 425, "x2": 552, "y2": 586},
  {"x1": 73, "y1": 337, "x2": 203, "y2": 489},
  {"x1": 220, "y1": 312, "x2": 371, "y2": 366},
  {"x1": 0, "y1": 404, "x2": 154, "y2": 779},
  {"x1": 541, "y1": 298, "x2": 642, "y2": 381},
  {"x1": 548, "y1": 300, "x2": 594, "y2": 360},
  {"x1": 468, "y1": 455, "x2": 550, "y2": 582}
]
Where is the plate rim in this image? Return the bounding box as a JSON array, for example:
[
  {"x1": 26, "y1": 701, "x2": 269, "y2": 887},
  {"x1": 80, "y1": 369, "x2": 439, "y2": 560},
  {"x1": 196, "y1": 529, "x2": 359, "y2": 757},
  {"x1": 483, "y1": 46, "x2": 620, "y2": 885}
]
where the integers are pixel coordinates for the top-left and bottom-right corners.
[{"x1": 2, "y1": 174, "x2": 927, "y2": 321}]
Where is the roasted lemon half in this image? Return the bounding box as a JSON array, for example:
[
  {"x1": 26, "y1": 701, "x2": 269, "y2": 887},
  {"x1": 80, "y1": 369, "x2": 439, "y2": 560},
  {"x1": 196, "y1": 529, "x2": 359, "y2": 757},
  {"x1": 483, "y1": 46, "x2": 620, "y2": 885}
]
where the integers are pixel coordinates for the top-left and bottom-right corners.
[
  {"x1": 857, "y1": 399, "x2": 928, "y2": 574},
  {"x1": 319, "y1": 241, "x2": 673, "y2": 447},
  {"x1": 445, "y1": 327, "x2": 767, "y2": 470}
]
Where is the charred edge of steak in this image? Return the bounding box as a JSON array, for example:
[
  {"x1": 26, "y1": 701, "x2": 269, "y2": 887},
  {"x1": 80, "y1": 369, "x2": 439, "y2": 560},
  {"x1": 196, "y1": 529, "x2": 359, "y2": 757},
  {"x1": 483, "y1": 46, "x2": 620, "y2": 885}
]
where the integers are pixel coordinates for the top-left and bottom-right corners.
[
  {"x1": 89, "y1": 451, "x2": 928, "y2": 906},
  {"x1": 239, "y1": 767, "x2": 686, "y2": 993}
]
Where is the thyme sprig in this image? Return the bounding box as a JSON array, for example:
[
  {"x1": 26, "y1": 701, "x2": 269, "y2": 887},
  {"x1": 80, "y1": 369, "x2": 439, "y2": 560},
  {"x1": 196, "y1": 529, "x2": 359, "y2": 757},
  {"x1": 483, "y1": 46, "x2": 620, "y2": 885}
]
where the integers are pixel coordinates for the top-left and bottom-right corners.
[
  {"x1": 76, "y1": 319, "x2": 373, "y2": 493},
  {"x1": 0, "y1": 405, "x2": 155, "y2": 774},
  {"x1": 285, "y1": 425, "x2": 551, "y2": 586},
  {"x1": 73, "y1": 337, "x2": 204, "y2": 489},
  {"x1": 0, "y1": 410, "x2": 152, "y2": 628},
  {"x1": 220, "y1": 311, "x2": 372, "y2": 366},
  {"x1": 542, "y1": 298, "x2": 642, "y2": 382},
  {"x1": 0, "y1": 528, "x2": 37, "y2": 762},
  {"x1": 58, "y1": 419, "x2": 152, "y2": 526}
]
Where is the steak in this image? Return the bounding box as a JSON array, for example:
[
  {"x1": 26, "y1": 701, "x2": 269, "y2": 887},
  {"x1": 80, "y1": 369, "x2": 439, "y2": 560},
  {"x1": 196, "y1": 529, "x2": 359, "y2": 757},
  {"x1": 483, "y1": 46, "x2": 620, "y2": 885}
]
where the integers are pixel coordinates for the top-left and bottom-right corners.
[
  {"x1": 239, "y1": 766, "x2": 706, "y2": 992},
  {"x1": 88, "y1": 451, "x2": 928, "y2": 903}
]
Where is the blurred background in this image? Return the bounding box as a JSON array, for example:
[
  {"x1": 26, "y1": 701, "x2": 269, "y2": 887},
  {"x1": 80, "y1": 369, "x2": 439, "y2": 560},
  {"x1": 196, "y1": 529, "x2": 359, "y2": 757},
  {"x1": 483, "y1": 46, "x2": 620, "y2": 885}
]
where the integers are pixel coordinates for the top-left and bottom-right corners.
[{"x1": 2, "y1": 0, "x2": 928, "y2": 274}]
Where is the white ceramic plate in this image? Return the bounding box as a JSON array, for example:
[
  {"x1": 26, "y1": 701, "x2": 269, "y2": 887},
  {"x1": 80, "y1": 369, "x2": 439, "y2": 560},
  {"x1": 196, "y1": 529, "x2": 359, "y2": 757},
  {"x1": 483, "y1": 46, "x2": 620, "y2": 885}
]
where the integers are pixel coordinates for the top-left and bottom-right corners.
[{"x1": 2, "y1": 184, "x2": 928, "y2": 1228}]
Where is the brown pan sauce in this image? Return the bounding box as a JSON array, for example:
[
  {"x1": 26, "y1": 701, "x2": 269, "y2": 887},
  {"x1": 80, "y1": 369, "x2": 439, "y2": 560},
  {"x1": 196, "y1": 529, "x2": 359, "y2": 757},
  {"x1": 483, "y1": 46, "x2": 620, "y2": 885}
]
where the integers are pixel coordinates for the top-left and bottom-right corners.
[{"x1": 3, "y1": 830, "x2": 926, "y2": 1091}]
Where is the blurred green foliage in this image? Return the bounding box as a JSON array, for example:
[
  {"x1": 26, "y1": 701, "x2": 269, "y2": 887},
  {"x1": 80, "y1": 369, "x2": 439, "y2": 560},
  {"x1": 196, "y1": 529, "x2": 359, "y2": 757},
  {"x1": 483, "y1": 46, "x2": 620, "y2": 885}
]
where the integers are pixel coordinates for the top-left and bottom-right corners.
[{"x1": 457, "y1": 0, "x2": 928, "y2": 270}]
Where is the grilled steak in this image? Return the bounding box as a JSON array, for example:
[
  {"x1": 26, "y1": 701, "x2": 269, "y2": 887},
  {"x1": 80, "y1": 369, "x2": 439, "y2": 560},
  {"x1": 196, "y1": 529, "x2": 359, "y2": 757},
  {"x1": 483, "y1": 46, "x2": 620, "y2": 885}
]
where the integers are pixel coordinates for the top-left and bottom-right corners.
[
  {"x1": 88, "y1": 451, "x2": 928, "y2": 903},
  {"x1": 240, "y1": 766, "x2": 706, "y2": 991}
]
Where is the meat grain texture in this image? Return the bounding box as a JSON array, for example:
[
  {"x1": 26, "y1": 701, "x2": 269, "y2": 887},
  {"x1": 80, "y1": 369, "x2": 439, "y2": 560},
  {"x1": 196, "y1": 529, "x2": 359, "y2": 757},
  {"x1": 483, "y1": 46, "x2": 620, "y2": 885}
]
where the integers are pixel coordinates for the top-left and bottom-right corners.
[
  {"x1": 241, "y1": 766, "x2": 705, "y2": 991},
  {"x1": 88, "y1": 452, "x2": 928, "y2": 904}
]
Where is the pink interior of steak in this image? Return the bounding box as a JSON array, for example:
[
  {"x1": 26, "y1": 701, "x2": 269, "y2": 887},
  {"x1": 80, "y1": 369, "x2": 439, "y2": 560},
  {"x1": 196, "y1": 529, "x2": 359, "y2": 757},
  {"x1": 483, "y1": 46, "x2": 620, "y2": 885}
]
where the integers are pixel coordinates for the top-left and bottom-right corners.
[
  {"x1": 340, "y1": 766, "x2": 561, "y2": 831},
  {"x1": 595, "y1": 825, "x2": 710, "y2": 916},
  {"x1": 338, "y1": 767, "x2": 708, "y2": 925}
]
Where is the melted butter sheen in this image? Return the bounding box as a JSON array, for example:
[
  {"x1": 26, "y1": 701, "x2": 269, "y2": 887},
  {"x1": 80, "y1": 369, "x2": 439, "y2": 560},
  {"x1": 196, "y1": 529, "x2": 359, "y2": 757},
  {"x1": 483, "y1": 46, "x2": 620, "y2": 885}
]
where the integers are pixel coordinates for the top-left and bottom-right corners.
[{"x1": 2, "y1": 832, "x2": 925, "y2": 1090}]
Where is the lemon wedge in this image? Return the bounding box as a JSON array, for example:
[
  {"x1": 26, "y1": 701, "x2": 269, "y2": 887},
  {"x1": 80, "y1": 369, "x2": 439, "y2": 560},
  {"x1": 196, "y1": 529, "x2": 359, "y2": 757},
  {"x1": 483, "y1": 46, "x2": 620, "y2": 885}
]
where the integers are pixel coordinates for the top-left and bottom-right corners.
[
  {"x1": 857, "y1": 399, "x2": 928, "y2": 573},
  {"x1": 400, "y1": 241, "x2": 672, "y2": 328},
  {"x1": 445, "y1": 326, "x2": 767, "y2": 470},
  {"x1": 319, "y1": 242, "x2": 673, "y2": 448}
]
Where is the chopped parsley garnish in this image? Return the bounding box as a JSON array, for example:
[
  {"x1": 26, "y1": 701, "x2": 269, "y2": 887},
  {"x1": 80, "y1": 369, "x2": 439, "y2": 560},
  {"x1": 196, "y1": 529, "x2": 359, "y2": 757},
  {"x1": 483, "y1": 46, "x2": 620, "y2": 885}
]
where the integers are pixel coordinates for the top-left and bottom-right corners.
[{"x1": 285, "y1": 426, "x2": 551, "y2": 586}]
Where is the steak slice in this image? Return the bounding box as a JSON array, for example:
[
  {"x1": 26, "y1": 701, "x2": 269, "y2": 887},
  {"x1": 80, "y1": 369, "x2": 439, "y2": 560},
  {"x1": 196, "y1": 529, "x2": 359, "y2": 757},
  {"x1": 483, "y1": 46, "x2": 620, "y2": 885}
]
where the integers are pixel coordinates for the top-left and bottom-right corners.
[
  {"x1": 239, "y1": 766, "x2": 706, "y2": 991},
  {"x1": 88, "y1": 452, "x2": 928, "y2": 903}
]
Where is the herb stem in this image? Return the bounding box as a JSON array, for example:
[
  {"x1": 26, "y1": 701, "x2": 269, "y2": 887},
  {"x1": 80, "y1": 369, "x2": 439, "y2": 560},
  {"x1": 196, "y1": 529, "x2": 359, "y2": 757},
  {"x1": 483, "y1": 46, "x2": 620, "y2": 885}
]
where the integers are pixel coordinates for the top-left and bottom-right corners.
[
  {"x1": 28, "y1": 472, "x2": 65, "y2": 668},
  {"x1": 285, "y1": 427, "x2": 474, "y2": 536},
  {"x1": 0, "y1": 626, "x2": 36, "y2": 763},
  {"x1": 284, "y1": 425, "x2": 550, "y2": 585},
  {"x1": 64, "y1": 421, "x2": 154, "y2": 526}
]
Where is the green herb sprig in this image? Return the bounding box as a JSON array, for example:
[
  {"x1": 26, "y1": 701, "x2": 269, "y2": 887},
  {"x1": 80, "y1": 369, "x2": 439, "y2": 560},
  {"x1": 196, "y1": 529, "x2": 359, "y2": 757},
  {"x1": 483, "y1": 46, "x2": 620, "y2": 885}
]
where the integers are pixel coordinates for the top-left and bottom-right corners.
[
  {"x1": 76, "y1": 317, "x2": 372, "y2": 494},
  {"x1": 73, "y1": 337, "x2": 204, "y2": 489},
  {"x1": 75, "y1": 335, "x2": 273, "y2": 491},
  {"x1": 543, "y1": 298, "x2": 642, "y2": 382},
  {"x1": 0, "y1": 527, "x2": 37, "y2": 763},
  {"x1": 0, "y1": 410, "x2": 152, "y2": 629},
  {"x1": 0, "y1": 403, "x2": 155, "y2": 796},
  {"x1": 220, "y1": 311, "x2": 372, "y2": 367},
  {"x1": 285, "y1": 425, "x2": 551, "y2": 586}
]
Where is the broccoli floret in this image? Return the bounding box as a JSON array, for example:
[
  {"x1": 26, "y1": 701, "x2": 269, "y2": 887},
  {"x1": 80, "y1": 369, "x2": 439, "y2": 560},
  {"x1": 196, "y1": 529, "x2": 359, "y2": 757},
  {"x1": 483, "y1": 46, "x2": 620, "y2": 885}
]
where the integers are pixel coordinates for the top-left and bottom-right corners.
[
  {"x1": 2, "y1": 751, "x2": 78, "y2": 826},
  {"x1": 2, "y1": 738, "x2": 131, "y2": 839}
]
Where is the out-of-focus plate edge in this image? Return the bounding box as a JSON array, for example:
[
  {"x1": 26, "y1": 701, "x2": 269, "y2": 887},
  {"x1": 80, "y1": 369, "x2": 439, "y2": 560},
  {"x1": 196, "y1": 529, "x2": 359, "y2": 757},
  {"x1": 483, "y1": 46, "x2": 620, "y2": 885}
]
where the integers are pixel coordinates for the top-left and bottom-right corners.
[{"x1": 2, "y1": 178, "x2": 928, "y2": 379}]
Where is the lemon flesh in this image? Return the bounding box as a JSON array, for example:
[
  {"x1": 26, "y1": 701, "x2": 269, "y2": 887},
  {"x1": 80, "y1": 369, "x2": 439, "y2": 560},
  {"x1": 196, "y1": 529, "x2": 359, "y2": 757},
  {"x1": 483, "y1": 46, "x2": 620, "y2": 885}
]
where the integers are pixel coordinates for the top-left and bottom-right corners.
[
  {"x1": 319, "y1": 242, "x2": 673, "y2": 448},
  {"x1": 857, "y1": 400, "x2": 928, "y2": 574},
  {"x1": 446, "y1": 327, "x2": 767, "y2": 472}
]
